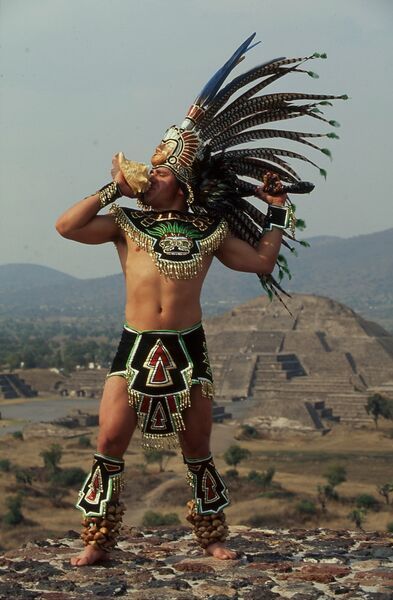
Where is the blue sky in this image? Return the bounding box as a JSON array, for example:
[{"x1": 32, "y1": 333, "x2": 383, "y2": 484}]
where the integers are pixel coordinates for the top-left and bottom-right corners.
[{"x1": 1, "y1": 0, "x2": 392, "y2": 277}]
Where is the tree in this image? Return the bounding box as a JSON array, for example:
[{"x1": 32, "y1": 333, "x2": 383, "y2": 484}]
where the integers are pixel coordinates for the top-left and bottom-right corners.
[
  {"x1": 40, "y1": 443, "x2": 63, "y2": 477},
  {"x1": 317, "y1": 483, "x2": 338, "y2": 513},
  {"x1": 377, "y1": 483, "x2": 393, "y2": 505},
  {"x1": 318, "y1": 464, "x2": 346, "y2": 508},
  {"x1": 143, "y1": 449, "x2": 176, "y2": 473},
  {"x1": 348, "y1": 508, "x2": 366, "y2": 531},
  {"x1": 365, "y1": 394, "x2": 393, "y2": 428},
  {"x1": 223, "y1": 445, "x2": 251, "y2": 471},
  {"x1": 323, "y1": 464, "x2": 347, "y2": 489}
]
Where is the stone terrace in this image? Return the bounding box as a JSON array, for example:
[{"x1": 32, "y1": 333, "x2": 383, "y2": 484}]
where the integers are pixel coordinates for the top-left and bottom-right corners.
[
  {"x1": 205, "y1": 295, "x2": 393, "y2": 429},
  {"x1": 0, "y1": 526, "x2": 391, "y2": 599}
]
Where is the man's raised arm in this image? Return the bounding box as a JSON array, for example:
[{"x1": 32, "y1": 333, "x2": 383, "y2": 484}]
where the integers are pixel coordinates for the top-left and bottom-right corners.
[
  {"x1": 55, "y1": 157, "x2": 135, "y2": 245},
  {"x1": 215, "y1": 182, "x2": 287, "y2": 275}
]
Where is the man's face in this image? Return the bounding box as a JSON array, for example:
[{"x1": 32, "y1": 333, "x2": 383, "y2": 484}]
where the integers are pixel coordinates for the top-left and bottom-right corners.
[{"x1": 142, "y1": 166, "x2": 183, "y2": 209}]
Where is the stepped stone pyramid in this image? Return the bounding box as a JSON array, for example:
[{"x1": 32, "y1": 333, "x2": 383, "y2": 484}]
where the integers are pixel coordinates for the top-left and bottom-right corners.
[{"x1": 204, "y1": 294, "x2": 393, "y2": 430}]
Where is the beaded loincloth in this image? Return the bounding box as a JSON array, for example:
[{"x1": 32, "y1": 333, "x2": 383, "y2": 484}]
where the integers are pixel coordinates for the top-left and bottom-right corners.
[{"x1": 108, "y1": 322, "x2": 214, "y2": 448}]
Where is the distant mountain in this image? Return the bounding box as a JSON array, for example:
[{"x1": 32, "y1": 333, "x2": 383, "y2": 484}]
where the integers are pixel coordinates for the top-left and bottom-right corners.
[
  {"x1": 0, "y1": 264, "x2": 76, "y2": 294},
  {"x1": 1, "y1": 228, "x2": 392, "y2": 329},
  {"x1": 284, "y1": 228, "x2": 393, "y2": 330},
  {"x1": 0, "y1": 264, "x2": 124, "y2": 318}
]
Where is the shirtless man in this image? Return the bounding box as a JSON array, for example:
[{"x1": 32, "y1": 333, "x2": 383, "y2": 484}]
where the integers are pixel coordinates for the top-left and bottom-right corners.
[{"x1": 55, "y1": 157, "x2": 286, "y2": 566}]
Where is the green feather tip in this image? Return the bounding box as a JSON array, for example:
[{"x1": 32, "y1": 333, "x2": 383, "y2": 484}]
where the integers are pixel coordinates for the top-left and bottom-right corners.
[
  {"x1": 319, "y1": 168, "x2": 327, "y2": 179},
  {"x1": 329, "y1": 120, "x2": 340, "y2": 127},
  {"x1": 295, "y1": 219, "x2": 306, "y2": 231},
  {"x1": 320, "y1": 52, "x2": 327, "y2": 59},
  {"x1": 327, "y1": 132, "x2": 340, "y2": 139},
  {"x1": 299, "y1": 240, "x2": 311, "y2": 248},
  {"x1": 321, "y1": 148, "x2": 332, "y2": 160},
  {"x1": 319, "y1": 100, "x2": 333, "y2": 106},
  {"x1": 307, "y1": 71, "x2": 319, "y2": 78},
  {"x1": 341, "y1": 94, "x2": 349, "y2": 100},
  {"x1": 310, "y1": 107, "x2": 323, "y2": 114}
]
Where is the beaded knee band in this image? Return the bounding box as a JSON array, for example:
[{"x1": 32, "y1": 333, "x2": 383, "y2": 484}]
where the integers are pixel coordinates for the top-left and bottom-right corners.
[
  {"x1": 76, "y1": 453, "x2": 125, "y2": 517},
  {"x1": 76, "y1": 453, "x2": 126, "y2": 552},
  {"x1": 184, "y1": 453, "x2": 230, "y2": 514}
]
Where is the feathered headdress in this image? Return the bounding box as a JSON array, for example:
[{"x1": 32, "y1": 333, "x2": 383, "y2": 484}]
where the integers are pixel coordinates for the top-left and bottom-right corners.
[{"x1": 151, "y1": 33, "x2": 347, "y2": 300}]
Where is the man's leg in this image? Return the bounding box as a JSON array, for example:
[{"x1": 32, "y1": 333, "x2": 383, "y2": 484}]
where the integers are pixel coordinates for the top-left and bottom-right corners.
[
  {"x1": 178, "y1": 385, "x2": 236, "y2": 560},
  {"x1": 71, "y1": 375, "x2": 137, "y2": 566}
]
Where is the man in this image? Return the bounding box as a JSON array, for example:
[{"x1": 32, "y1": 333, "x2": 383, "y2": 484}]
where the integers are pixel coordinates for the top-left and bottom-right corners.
[{"x1": 56, "y1": 34, "x2": 344, "y2": 566}]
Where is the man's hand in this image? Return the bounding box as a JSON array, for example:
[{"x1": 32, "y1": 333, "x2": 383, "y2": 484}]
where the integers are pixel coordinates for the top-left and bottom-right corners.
[
  {"x1": 256, "y1": 172, "x2": 287, "y2": 207},
  {"x1": 111, "y1": 154, "x2": 136, "y2": 198}
]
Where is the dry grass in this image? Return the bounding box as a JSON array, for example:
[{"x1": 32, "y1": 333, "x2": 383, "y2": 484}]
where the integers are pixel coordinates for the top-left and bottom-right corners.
[{"x1": 1, "y1": 420, "x2": 393, "y2": 551}]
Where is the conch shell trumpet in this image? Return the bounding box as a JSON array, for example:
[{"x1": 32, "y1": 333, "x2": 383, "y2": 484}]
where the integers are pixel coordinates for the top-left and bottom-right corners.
[{"x1": 112, "y1": 152, "x2": 150, "y2": 196}]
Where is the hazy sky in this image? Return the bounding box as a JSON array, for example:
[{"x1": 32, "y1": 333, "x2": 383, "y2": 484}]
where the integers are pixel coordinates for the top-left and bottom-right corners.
[{"x1": 1, "y1": 0, "x2": 392, "y2": 278}]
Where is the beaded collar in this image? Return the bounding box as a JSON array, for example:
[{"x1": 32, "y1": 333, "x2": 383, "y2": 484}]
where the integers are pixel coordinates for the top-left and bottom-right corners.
[{"x1": 110, "y1": 205, "x2": 228, "y2": 279}]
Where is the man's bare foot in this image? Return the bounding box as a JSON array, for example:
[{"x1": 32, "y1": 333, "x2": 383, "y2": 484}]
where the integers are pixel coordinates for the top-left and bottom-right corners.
[
  {"x1": 70, "y1": 544, "x2": 109, "y2": 567},
  {"x1": 205, "y1": 541, "x2": 237, "y2": 560}
]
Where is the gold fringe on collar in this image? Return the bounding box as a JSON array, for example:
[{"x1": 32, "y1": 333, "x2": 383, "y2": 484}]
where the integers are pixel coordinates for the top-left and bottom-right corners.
[{"x1": 110, "y1": 204, "x2": 228, "y2": 280}]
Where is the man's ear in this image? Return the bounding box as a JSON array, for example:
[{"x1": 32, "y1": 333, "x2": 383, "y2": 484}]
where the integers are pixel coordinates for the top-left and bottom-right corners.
[{"x1": 176, "y1": 183, "x2": 185, "y2": 201}]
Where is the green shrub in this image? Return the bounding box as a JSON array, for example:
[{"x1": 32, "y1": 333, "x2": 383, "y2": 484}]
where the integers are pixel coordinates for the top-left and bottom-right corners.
[
  {"x1": 225, "y1": 468, "x2": 239, "y2": 478},
  {"x1": 296, "y1": 499, "x2": 317, "y2": 516},
  {"x1": 51, "y1": 467, "x2": 86, "y2": 487},
  {"x1": 78, "y1": 435, "x2": 91, "y2": 448},
  {"x1": 248, "y1": 467, "x2": 275, "y2": 488},
  {"x1": 355, "y1": 494, "x2": 379, "y2": 511},
  {"x1": 386, "y1": 521, "x2": 393, "y2": 533},
  {"x1": 240, "y1": 425, "x2": 258, "y2": 439},
  {"x1": 12, "y1": 431, "x2": 23, "y2": 441},
  {"x1": 224, "y1": 445, "x2": 251, "y2": 467},
  {"x1": 142, "y1": 510, "x2": 180, "y2": 527},
  {"x1": 0, "y1": 459, "x2": 11, "y2": 472},
  {"x1": 15, "y1": 469, "x2": 32, "y2": 485},
  {"x1": 3, "y1": 495, "x2": 23, "y2": 525}
]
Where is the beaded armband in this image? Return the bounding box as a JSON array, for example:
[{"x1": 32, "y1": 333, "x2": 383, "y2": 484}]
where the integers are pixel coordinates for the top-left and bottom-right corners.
[
  {"x1": 98, "y1": 182, "x2": 123, "y2": 209},
  {"x1": 263, "y1": 204, "x2": 289, "y2": 231}
]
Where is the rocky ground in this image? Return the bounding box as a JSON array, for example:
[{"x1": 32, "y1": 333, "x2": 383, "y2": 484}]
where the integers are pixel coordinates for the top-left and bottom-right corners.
[{"x1": 0, "y1": 525, "x2": 391, "y2": 600}]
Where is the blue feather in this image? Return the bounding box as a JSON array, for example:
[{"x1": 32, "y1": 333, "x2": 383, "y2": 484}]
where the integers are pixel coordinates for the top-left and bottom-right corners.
[{"x1": 194, "y1": 33, "x2": 260, "y2": 107}]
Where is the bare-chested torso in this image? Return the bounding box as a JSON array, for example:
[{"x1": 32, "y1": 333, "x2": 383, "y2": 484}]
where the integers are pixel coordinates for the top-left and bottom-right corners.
[{"x1": 115, "y1": 228, "x2": 213, "y2": 330}]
